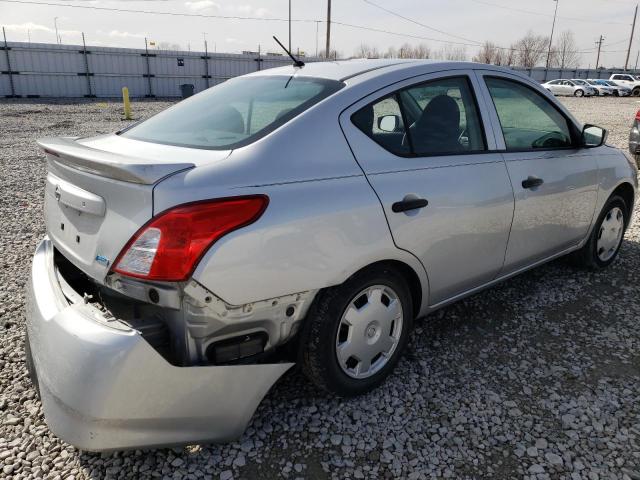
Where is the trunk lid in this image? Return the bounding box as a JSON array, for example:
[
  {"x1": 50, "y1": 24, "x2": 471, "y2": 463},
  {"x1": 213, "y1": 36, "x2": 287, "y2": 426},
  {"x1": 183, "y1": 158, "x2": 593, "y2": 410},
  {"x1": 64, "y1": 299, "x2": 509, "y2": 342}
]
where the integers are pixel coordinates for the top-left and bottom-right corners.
[{"x1": 39, "y1": 135, "x2": 231, "y2": 283}]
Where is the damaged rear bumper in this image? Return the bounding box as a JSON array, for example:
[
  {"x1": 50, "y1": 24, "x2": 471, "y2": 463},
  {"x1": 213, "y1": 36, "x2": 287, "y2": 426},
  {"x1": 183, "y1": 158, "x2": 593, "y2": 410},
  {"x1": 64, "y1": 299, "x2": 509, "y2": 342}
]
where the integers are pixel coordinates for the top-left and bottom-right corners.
[{"x1": 25, "y1": 237, "x2": 293, "y2": 451}]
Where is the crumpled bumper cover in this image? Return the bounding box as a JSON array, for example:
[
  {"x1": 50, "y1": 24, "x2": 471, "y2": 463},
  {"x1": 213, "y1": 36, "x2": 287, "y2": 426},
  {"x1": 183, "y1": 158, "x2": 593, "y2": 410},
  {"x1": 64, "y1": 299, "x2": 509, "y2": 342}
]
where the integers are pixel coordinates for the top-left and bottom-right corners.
[{"x1": 25, "y1": 238, "x2": 294, "y2": 451}]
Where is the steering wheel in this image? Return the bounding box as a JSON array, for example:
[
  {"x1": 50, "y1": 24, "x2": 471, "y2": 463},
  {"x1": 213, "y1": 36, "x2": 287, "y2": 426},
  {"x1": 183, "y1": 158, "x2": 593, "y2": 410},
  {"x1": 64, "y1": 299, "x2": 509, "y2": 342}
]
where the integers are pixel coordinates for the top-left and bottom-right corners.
[{"x1": 532, "y1": 132, "x2": 568, "y2": 149}]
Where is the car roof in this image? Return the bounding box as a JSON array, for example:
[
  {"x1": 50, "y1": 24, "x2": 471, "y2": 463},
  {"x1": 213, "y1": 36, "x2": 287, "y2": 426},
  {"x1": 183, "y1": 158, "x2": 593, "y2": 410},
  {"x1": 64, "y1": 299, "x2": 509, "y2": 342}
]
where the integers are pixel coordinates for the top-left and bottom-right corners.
[{"x1": 246, "y1": 58, "x2": 528, "y2": 84}]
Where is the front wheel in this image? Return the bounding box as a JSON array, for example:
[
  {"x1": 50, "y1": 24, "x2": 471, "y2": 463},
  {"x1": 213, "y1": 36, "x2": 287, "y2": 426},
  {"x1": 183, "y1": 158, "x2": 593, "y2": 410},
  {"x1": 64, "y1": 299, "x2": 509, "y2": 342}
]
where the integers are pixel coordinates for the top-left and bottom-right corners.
[
  {"x1": 633, "y1": 87, "x2": 640, "y2": 97},
  {"x1": 299, "y1": 265, "x2": 413, "y2": 397},
  {"x1": 572, "y1": 195, "x2": 628, "y2": 269},
  {"x1": 574, "y1": 89, "x2": 585, "y2": 97}
]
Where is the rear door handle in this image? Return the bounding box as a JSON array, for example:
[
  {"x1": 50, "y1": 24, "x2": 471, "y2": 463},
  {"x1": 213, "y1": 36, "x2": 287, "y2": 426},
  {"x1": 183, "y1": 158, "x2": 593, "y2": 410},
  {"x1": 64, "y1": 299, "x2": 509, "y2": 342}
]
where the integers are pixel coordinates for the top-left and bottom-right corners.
[
  {"x1": 392, "y1": 198, "x2": 429, "y2": 213},
  {"x1": 522, "y1": 176, "x2": 544, "y2": 189}
]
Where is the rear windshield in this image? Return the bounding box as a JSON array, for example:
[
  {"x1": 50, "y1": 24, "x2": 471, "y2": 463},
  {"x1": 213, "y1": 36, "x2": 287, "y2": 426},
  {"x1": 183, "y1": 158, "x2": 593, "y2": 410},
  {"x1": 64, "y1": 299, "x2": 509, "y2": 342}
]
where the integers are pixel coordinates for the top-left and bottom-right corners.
[{"x1": 122, "y1": 75, "x2": 343, "y2": 149}]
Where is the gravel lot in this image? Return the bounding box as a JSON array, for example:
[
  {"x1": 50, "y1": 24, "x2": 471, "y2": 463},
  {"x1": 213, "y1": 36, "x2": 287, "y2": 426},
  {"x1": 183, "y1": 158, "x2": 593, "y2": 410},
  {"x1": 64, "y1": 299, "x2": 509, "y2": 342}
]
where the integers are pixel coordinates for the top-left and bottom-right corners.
[{"x1": 1, "y1": 95, "x2": 640, "y2": 480}]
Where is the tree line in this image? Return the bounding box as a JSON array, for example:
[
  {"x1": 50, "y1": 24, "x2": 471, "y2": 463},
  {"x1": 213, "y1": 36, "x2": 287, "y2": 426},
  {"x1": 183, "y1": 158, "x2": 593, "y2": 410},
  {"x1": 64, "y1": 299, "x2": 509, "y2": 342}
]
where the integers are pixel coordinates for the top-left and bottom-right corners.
[{"x1": 353, "y1": 30, "x2": 581, "y2": 69}]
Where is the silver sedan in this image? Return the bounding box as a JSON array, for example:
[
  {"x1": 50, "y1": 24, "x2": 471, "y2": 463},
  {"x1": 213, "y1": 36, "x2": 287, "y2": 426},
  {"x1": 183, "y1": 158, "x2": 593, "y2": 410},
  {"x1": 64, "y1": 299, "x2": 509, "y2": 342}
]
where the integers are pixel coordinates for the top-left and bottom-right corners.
[
  {"x1": 26, "y1": 59, "x2": 637, "y2": 451},
  {"x1": 541, "y1": 78, "x2": 596, "y2": 96}
]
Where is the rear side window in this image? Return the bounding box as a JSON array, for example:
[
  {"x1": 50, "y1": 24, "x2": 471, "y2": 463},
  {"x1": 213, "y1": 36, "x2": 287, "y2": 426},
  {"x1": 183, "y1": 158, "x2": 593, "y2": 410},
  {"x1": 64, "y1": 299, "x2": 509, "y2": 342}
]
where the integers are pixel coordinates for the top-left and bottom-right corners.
[
  {"x1": 485, "y1": 77, "x2": 574, "y2": 151},
  {"x1": 352, "y1": 76, "x2": 486, "y2": 157},
  {"x1": 351, "y1": 95, "x2": 409, "y2": 156},
  {"x1": 122, "y1": 76, "x2": 343, "y2": 149}
]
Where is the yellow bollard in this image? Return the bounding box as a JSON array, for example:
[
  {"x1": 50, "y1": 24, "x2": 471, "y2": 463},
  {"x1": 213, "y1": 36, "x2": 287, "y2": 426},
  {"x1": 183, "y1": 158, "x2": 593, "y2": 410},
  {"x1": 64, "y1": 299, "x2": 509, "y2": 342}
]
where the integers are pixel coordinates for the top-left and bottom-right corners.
[{"x1": 122, "y1": 87, "x2": 132, "y2": 120}]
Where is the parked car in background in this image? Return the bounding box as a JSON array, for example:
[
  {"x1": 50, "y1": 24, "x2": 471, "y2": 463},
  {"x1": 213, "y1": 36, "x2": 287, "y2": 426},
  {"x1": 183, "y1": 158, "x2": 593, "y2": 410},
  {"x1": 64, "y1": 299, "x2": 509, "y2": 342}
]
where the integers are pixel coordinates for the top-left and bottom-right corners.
[
  {"x1": 629, "y1": 109, "x2": 640, "y2": 164},
  {"x1": 570, "y1": 79, "x2": 599, "y2": 96},
  {"x1": 26, "y1": 59, "x2": 636, "y2": 451},
  {"x1": 597, "y1": 80, "x2": 632, "y2": 97},
  {"x1": 541, "y1": 79, "x2": 596, "y2": 96},
  {"x1": 609, "y1": 73, "x2": 640, "y2": 96},
  {"x1": 585, "y1": 79, "x2": 615, "y2": 96}
]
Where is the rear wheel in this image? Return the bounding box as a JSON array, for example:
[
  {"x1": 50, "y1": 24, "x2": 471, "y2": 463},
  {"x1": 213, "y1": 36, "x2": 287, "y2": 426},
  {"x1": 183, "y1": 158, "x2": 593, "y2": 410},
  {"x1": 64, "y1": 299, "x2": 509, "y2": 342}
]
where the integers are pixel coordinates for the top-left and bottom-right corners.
[
  {"x1": 633, "y1": 87, "x2": 640, "y2": 97},
  {"x1": 299, "y1": 265, "x2": 413, "y2": 397},
  {"x1": 575, "y1": 89, "x2": 584, "y2": 97},
  {"x1": 572, "y1": 195, "x2": 628, "y2": 269}
]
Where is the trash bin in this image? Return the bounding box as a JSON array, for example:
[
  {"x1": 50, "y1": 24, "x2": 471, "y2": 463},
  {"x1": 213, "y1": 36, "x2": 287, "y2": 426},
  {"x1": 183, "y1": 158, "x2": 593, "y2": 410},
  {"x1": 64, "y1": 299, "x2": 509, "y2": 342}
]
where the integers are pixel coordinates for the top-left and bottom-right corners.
[{"x1": 179, "y1": 84, "x2": 194, "y2": 99}]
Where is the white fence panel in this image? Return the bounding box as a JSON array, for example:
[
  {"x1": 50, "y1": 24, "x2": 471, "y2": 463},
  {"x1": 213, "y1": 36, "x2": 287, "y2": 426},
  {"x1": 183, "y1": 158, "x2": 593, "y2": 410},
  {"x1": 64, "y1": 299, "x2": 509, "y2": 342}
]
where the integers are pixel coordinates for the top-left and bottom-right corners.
[{"x1": 0, "y1": 42, "x2": 312, "y2": 98}]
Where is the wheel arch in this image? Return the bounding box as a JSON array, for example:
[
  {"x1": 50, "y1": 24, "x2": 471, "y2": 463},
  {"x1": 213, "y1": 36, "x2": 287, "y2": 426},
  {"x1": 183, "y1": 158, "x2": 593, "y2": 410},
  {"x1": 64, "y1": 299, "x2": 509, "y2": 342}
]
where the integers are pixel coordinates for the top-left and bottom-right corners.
[
  {"x1": 341, "y1": 259, "x2": 424, "y2": 320},
  {"x1": 611, "y1": 182, "x2": 636, "y2": 222}
]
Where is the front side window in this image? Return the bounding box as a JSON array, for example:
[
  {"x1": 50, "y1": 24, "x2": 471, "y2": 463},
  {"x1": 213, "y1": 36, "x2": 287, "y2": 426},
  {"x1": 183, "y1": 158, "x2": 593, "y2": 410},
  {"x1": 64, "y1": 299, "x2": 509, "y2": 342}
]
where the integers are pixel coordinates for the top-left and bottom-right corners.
[
  {"x1": 122, "y1": 76, "x2": 343, "y2": 149},
  {"x1": 352, "y1": 76, "x2": 485, "y2": 157},
  {"x1": 485, "y1": 77, "x2": 574, "y2": 151}
]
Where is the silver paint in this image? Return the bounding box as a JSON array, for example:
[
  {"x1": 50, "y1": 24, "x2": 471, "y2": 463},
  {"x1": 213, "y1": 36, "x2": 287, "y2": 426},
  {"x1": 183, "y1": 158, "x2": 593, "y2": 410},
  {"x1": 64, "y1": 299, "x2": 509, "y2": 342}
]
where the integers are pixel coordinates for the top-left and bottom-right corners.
[{"x1": 27, "y1": 60, "x2": 637, "y2": 451}]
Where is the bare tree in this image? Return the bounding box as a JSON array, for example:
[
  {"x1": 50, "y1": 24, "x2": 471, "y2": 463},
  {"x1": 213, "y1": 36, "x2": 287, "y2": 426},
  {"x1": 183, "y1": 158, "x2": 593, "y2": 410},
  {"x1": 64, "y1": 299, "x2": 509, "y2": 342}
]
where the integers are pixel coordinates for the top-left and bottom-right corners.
[
  {"x1": 436, "y1": 44, "x2": 467, "y2": 61},
  {"x1": 551, "y1": 30, "x2": 580, "y2": 69},
  {"x1": 493, "y1": 47, "x2": 506, "y2": 65},
  {"x1": 513, "y1": 31, "x2": 549, "y2": 68},
  {"x1": 473, "y1": 41, "x2": 500, "y2": 64},
  {"x1": 413, "y1": 43, "x2": 431, "y2": 59},
  {"x1": 354, "y1": 44, "x2": 381, "y2": 58},
  {"x1": 398, "y1": 43, "x2": 414, "y2": 59},
  {"x1": 383, "y1": 46, "x2": 398, "y2": 58},
  {"x1": 319, "y1": 49, "x2": 341, "y2": 60},
  {"x1": 503, "y1": 45, "x2": 517, "y2": 66}
]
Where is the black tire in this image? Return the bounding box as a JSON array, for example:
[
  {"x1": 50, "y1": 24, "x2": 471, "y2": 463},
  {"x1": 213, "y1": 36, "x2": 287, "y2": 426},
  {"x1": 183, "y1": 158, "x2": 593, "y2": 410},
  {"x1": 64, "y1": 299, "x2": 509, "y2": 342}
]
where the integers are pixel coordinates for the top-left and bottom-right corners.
[
  {"x1": 24, "y1": 332, "x2": 40, "y2": 398},
  {"x1": 633, "y1": 87, "x2": 640, "y2": 97},
  {"x1": 299, "y1": 265, "x2": 413, "y2": 397},
  {"x1": 571, "y1": 195, "x2": 628, "y2": 269},
  {"x1": 575, "y1": 89, "x2": 584, "y2": 97}
]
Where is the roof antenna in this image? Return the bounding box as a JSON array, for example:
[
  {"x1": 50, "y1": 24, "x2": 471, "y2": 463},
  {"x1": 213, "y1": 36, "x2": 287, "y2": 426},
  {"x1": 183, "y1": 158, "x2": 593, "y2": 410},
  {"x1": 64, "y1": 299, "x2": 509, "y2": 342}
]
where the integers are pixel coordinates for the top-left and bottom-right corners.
[{"x1": 273, "y1": 35, "x2": 305, "y2": 68}]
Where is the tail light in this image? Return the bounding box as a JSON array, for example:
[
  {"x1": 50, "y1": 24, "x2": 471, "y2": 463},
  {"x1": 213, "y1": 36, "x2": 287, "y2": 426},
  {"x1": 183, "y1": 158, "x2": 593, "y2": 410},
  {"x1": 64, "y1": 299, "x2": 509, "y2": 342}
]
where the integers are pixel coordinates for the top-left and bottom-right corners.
[
  {"x1": 112, "y1": 195, "x2": 268, "y2": 282},
  {"x1": 635, "y1": 110, "x2": 640, "y2": 121}
]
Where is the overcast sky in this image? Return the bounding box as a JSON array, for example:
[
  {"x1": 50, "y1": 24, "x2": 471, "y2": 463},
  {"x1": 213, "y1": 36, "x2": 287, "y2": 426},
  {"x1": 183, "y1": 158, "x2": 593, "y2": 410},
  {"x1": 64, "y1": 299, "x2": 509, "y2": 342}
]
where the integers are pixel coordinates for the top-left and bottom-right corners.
[{"x1": 2, "y1": 0, "x2": 640, "y2": 67}]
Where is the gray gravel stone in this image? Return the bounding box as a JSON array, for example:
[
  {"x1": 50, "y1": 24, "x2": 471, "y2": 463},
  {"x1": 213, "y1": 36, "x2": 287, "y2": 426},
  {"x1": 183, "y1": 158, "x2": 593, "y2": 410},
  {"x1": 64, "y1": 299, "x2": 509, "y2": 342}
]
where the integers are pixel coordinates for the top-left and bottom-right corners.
[{"x1": 1, "y1": 97, "x2": 640, "y2": 479}]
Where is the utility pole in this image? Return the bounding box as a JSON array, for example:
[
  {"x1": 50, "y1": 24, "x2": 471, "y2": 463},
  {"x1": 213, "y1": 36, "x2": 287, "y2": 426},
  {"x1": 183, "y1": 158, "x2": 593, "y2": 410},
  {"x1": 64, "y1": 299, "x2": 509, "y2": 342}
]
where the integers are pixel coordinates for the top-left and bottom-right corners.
[
  {"x1": 325, "y1": 0, "x2": 331, "y2": 59},
  {"x1": 635, "y1": 50, "x2": 640, "y2": 70},
  {"x1": 315, "y1": 20, "x2": 319, "y2": 57},
  {"x1": 546, "y1": 0, "x2": 559, "y2": 69},
  {"x1": 595, "y1": 35, "x2": 605, "y2": 69},
  {"x1": 54, "y1": 17, "x2": 60, "y2": 44},
  {"x1": 626, "y1": 4, "x2": 638, "y2": 70},
  {"x1": 288, "y1": 0, "x2": 291, "y2": 52}
]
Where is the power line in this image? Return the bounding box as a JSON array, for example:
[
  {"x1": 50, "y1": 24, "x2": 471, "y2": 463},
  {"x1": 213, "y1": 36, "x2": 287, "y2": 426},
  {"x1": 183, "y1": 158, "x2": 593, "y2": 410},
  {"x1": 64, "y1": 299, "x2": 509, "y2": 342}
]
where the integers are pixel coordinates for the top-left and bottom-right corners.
[
  {"x1": 1, "y1": 0, "x2": 631, "y2": 56},
  {"x1": 464, "y1": 0, "x2": 630, "y2": 25},
  {"x1": 361, "y1": 0, "x2": 482, "y2": 45},
  {"x1": 0, "y1": 0, "x2": 320, "y2": 23}
]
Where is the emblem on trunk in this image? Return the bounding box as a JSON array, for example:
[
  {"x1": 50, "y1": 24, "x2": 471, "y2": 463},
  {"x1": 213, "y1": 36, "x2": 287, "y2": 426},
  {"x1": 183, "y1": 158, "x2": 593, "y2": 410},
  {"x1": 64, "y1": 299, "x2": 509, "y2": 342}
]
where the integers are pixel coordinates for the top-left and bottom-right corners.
[{"x1": 95, "y1": 255, "x2": 110, "y2": 267}]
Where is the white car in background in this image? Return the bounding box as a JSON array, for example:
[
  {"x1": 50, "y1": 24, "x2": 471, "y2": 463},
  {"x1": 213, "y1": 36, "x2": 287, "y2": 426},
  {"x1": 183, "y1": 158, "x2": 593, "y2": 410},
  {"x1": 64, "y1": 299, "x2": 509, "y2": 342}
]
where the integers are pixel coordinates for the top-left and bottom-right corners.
[
  {"x1": 570, "y1": 79, "x2": 599, "y2": 96},
  {"x1": 609, "y1": 74, "x2": 640, "y2": 96},
  {"x1": 541, "y1": 79, "x2": 595, "y2": 97},
  {"x1": 585, "y1": 79, "x2": 614, "y2": 96}
]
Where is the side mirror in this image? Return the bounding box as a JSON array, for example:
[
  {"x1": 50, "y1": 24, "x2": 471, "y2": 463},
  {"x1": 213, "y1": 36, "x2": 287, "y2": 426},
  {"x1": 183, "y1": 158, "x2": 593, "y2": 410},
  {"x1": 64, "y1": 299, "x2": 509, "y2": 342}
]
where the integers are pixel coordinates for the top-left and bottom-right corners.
[
  {"x1": 378, "y1": 114, "x2": 400, "y2": 132},
  {"x1": 582, "y1": 124, "x2": 607, "y2": 148}
]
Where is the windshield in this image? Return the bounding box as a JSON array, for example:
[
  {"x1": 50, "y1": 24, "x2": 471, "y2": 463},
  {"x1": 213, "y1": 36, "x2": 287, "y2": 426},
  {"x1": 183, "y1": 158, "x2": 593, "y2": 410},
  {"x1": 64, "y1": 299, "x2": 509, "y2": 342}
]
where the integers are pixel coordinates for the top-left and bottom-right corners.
[
  {"x1": 122, "y1": 75, "x2": 343, "y2": 149},
  {"x1": 572, "y1": 80, "x2": 587, "y2": 85}
]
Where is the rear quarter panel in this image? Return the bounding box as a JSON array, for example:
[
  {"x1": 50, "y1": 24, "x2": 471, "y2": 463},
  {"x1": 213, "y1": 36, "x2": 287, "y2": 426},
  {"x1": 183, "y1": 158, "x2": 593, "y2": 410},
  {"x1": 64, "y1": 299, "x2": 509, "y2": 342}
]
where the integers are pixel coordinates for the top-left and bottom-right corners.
[{"x1": 153, "y1": 100, "x2": 429, "y2": 308}]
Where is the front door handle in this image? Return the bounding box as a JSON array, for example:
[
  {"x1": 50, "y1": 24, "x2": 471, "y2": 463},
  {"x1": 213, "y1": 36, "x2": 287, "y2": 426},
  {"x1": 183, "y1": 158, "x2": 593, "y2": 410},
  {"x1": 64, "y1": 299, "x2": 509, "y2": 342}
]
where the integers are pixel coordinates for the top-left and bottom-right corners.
[
  {"x1": 392, "y1": 198, "x2": 428, "y2": 213},
  {"x1": 522, "y1": 176, "x2": 544, "y2": 189}
]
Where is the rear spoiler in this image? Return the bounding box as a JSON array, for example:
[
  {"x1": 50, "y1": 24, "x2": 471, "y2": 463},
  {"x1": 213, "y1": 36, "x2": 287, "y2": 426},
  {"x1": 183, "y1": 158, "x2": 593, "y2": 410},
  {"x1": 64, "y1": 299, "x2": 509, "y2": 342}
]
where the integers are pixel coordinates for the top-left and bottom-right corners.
[{"x1": 37, "y1": 137, "x2": 194, "y2": 185}]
